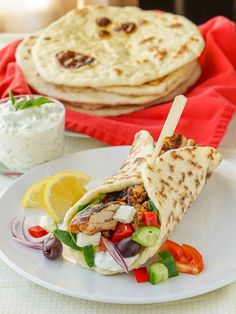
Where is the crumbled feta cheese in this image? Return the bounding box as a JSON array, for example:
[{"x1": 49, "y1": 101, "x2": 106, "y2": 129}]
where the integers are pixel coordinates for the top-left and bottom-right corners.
[
  {"x1": 76, "y1": 232, "x2": 101, "y2": 247},
  {"x1": 113, "y1": 205, "x2": 136, "y2": 223}
]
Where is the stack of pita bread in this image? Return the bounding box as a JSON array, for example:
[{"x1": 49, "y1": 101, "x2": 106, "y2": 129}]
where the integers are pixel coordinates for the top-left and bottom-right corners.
[{"x1": 16, "y1": 6, "x2": 205, "y2": 116}]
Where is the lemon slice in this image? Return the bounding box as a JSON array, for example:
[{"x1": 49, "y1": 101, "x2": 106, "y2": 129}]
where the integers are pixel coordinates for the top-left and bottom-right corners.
[
  {"x1": 43, "y1": 170, "x2": 90, "y2": 223},
  {"x1": 21, "y1": 177, "x2": 49, "y2": 208}
]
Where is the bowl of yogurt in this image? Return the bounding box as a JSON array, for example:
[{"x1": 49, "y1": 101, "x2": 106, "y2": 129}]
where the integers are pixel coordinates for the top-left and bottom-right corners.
[{"x1": 0, "y1": 94, "x2": 65, "y2": 173}]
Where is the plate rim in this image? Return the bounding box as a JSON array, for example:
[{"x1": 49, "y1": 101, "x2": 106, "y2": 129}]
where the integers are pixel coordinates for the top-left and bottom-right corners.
[{"x1": 0, "y1": 246, "x2": 235, "y2": 305}]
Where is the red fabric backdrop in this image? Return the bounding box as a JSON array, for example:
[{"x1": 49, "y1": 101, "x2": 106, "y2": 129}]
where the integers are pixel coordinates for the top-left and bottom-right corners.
[{"x1": 0, "y1": 16, "x2": 235, "y2": 147}]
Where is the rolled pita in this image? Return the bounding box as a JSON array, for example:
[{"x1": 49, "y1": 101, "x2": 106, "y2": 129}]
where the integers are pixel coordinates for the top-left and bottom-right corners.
[{"x1": 63, "y1": 131, "x2": 222, "y2": 274}]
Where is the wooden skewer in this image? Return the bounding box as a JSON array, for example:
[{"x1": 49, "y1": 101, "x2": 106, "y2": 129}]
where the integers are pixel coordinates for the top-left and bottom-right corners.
[
  {"x1": 77, "y1": 0, "x2": 85, "y2": 8},
  {"x1": 150, "y1": 95, "x2": 187, "y2": 163}
]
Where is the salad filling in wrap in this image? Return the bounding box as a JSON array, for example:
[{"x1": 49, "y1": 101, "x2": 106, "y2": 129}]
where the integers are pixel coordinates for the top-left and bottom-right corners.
[{"x1": 64, "y1": 130, "x2": 222, "y2": 275}]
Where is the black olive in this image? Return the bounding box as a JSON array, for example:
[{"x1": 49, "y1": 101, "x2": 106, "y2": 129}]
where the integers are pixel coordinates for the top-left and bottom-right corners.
[
  {"x1": 116, "y1": 237, "x2": 141, "y2": 258},
  {"x1": 42, "y1": 236, "x2": 63, "y2": 260}
]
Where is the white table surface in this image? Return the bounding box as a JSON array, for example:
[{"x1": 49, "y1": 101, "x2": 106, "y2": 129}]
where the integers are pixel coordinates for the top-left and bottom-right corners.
[{"x1": 0, "y1": 34, "x2": 236, "y2": 314}]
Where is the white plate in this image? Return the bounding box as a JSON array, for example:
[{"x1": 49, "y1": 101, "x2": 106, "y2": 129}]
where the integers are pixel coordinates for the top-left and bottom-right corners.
[{"x1": 0, "y1": 147, "x2": 236, "y2": 304}]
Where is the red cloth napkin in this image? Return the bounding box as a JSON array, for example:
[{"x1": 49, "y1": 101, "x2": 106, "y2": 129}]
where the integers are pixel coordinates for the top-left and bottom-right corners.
[{"x1": 0, "y1": 16, "x2": 235, "y2": 147}]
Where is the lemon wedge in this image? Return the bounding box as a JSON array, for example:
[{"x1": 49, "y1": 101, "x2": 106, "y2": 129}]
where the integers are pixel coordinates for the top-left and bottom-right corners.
[
  {"x1": 21, "y1": 177, "x2": 49, "y2": 208},
  {"x1": 43, "y1": 170, "x2": 90, "y2": 223}
]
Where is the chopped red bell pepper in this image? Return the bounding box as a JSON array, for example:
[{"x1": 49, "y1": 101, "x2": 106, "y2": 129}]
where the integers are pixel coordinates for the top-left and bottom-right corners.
[
  {"x1": 28, "y1": 225, "x2": 48, "y2": 238},
  {"x1": 133, "y1": 267, "x2": 149, "y2": 283},
  {"x1": 143, "y1": 211, "x2": 160, "y2": 227},
  {"x1": 159, "y1": 240, "x2": 204, "y2": 275},
  {"x1": 111, "y1": 223, "x2": 134, "y2": 243}
]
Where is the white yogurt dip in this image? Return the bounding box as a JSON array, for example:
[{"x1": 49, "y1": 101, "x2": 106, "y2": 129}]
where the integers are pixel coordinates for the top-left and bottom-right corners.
[
  {"x1": 0, "y1": 96, "x2": 65, "y2": 172},
  {"x1": 94, "y1": 251, "x2": 139, "y2": 272}
]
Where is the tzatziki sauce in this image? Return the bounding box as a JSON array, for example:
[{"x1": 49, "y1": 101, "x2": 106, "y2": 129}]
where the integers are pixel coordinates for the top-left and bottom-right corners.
[
  {"x1": 94, "y1": 251, "x2": 139, "y2": 272},
  {"x1": 0, "y1": 96, "x2": 65, "y2": 172}
]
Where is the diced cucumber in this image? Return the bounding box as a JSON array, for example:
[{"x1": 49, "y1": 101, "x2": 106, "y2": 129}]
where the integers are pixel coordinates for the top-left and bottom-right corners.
[
  {"x1": 159, "y1": 251, "x2": 179, "y2": 277},
  {"x1": 149, "y1": 262, "x2": 169, "y2": 285},
  {"x1": 82, "y1": 245, "x2": 95, "y2": 267},
  {"x1": 131, "y1": 226, "x2": 160, "y2": 247},
  {"x1": 44, "y1": 222, "x2": 58, "y2": 233}
]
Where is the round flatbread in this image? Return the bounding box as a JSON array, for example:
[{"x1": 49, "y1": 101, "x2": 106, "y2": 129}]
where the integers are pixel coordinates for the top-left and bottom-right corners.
[
  {"x1": 63, "y1": 63, "x2": 201, "y2": 116},
  {"x1": 32, "y1": 6, "x2": 204, "y2": 88},
  {"x1": 15, "y1": 35, "x2": 156, "y2": 105},
  {"x1": 16, "y1": 34, "x2": 200, "y2": 106},
  {"x1": 97, "y1": 61, "x2": 197, "y2": 96}
]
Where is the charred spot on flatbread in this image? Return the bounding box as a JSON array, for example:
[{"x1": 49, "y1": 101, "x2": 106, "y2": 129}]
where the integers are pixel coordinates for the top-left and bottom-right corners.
[
  {"x1": 169, "y1": 164, "x2": 175, "y2": 172},
  {"x1": 113, "y1": 68, "x2": 123, "y2": 75},
  {"x1": 56, "y1": 51, "x2": 95, "y2": 69},
  {"x1": 171, "y1": 151, "x2": 184, "y2": 160},
  {"x1": 195, "y1": 178, "x2": 201, "y2": 188},
  {"x1": 149, "y1": 46, "x2": 168, "y2": 60},
  {"x1": 114, "y1": 22, "x2": 137, "y2": 34},
  {"x1": 174, "y1": 44, "x2": 189, "y2": 58},
  {"x1": 96, "y1": 17, "x2": 112, "y2": 27},
  {"x1": 190, "y1": 35, "x2": 200, "y2": 42},
  {"x1": 98, "y1": 30, "x2": 110, "y2": 38},
  {"x1": 139, "y1": 37, "x2": 156, "y2": 44},
  {"x1": 168, "y1": 22, "x2": 183, "y2": 28}
]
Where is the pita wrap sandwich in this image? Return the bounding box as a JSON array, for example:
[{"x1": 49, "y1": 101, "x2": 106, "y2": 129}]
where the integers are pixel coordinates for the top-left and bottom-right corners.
[{"x1": 63, "y1": 130, "x2": 222, "y2": 275}]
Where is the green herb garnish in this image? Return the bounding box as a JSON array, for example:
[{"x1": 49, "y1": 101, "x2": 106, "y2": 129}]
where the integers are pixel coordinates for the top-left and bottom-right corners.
[
  {"x1": 77, "y1": 203, "x2": 89, "y2": 213},
  {"x1": 8, "y1": 90, "x2": 51, "y2": 110},
  {"x1": 82, "y1": 245, "x2": 95, "y2": 267},
  {"x1": 69, "y1": 232, "x2": 78, "y2": 247},
  {"x1": 54, "y1": 229, "x2": 81, "y2": 250},
  {"x1": 8, "y1": 89, "x2": 16, "y2": 106}
]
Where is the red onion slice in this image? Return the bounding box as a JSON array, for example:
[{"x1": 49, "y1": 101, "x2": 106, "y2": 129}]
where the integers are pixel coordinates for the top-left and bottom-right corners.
[
  {"x1": 10, "y1": 217, "x2": 43, "y2": 250},
  {"x1": 12, "y1": 236, "x2": 42, "y2": 250},
  {"x1": 101, "y1": 236, "x2": 129, "y2": 273},
  {"x1": 11, "y1": 217, "x2": 20, "y2": 238}
]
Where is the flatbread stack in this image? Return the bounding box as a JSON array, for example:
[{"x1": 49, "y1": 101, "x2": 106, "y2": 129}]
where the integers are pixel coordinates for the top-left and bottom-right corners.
[{"x1": 16, "y1": 6, "x2": 205, "y2": 116}]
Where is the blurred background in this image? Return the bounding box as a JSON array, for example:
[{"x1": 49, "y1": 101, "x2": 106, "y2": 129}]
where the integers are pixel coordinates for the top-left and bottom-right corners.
[{"x1": 0, "y1": 0, "x2": 235, "y2": 32}]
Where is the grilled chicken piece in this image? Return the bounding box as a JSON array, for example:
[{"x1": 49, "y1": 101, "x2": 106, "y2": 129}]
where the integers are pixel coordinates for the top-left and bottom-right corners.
[
  {"x1": 132, "y1": 201, "x2": 149, "y2": 230},
  {"x1": 69, "y1": 201, "x2": 122, "y2": 235},
  {"x1": 102, "y1": 230, "x2": 113, "y2": 238},
  {"x1": 127, "y1": 184, "x2": 148, "y2": 206},
  {"x1": 69, "y1": 185, "x2": 148, "y2": 235},
  {"x1": 160, "y1": 135, "x2": 196, "y2": 155},
  {"x1": 102, "y1": 190, "x2": 128, "y2": 203}
]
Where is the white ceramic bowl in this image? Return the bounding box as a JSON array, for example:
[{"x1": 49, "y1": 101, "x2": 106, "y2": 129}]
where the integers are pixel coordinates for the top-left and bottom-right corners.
[{"x1": 0, "y1": 94, "x2": 65, "y2": 173}]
